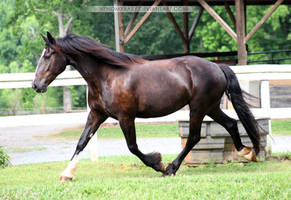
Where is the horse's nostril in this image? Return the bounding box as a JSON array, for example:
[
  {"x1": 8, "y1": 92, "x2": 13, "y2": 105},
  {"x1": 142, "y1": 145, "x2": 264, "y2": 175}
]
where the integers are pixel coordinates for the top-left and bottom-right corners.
[{"x1": 32, "y1": 82, "x2": 37, "y2": 90}]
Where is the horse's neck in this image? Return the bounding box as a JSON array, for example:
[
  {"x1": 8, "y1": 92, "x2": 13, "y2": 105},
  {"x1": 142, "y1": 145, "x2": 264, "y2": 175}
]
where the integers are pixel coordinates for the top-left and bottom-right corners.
[{"x1": 73, "y1": 55, "x2": 111, "y2": 86}]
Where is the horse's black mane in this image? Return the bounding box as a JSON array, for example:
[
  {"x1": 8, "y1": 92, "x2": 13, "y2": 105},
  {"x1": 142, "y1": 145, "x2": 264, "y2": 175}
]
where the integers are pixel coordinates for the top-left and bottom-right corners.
[{"x1": 55, "y1": 35, "x2": 146, "y2": 67}]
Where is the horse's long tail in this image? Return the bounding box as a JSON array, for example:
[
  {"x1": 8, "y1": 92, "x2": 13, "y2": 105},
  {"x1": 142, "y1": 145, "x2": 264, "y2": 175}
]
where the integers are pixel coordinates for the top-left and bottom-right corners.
[{"x1": 219, "y1": 64, "x2": 260, "y2": 154}]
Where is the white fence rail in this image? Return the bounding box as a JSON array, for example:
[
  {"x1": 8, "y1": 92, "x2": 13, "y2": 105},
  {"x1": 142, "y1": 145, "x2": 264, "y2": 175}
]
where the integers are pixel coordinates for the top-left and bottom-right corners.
[
  {"x1": 0, "y1": 64, "x2": 291, "y2": 112},
  {"x1": 230, "y1": 65, "x2": 291, "y2": 81},
  {"x1": 0, "y1": 71, "x2": 86, "y2": 89},
  {"x1": 0, "y1": 65, "x2": 291, "y2": 88}
]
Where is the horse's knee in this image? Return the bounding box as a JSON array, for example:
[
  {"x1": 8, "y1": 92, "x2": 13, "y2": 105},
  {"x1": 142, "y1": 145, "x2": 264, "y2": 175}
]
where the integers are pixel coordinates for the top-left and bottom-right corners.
[{"x1": 128, "y1": 144, "x2": 139, "y2": 154}]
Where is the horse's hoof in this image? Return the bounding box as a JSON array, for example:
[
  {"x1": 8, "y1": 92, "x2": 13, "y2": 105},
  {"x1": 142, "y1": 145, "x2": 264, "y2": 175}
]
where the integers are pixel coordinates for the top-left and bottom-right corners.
[
  {"x1": 149, "y1": 152, "x2": 165, "y2": 173},
  {"x1": 237, "y1": 147, "x2": 258, "y2": 162},
  {"x1": 163, "y1": 163, "x2": 176, "y2": 177},
  {"x1": 162, "y1": 172, "x2": 175, "y2": 177},
  {"x1": 59, "y1": 176, "x2": 73, "y2": 182}
]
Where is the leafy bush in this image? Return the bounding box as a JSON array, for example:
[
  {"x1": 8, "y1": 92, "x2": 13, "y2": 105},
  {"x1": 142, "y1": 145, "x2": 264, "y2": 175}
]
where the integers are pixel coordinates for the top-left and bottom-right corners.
[{"x1": 0, "y1": 146, "x2": 10, "y2": 168}]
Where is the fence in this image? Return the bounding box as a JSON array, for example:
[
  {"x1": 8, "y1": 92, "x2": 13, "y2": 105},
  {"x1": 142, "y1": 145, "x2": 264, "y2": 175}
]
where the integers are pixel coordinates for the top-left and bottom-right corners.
[
  {"x1": 248, "y1": 49, "x2": 291, "y2": 64},
  {"x1": 0, "y1": 65, "x2": 291, "y2": 113}
]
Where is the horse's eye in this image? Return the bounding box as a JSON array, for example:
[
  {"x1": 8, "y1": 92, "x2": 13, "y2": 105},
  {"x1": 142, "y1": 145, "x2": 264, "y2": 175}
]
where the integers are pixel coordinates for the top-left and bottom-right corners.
[{"x1": 44, "y1": 51, "x2": 55, "y2": 59}]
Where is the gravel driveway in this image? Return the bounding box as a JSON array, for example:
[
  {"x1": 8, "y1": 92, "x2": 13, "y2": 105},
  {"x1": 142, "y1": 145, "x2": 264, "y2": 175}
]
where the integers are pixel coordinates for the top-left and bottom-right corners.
[{"x1": 0, "y1": 124, "x2": 182, "y2": 165}]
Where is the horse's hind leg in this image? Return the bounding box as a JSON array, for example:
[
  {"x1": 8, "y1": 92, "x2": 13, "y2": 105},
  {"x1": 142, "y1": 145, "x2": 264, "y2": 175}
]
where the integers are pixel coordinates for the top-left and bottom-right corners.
[
  {"x1": 60, "y1": 111, "x2": 107, "y2": 182},
  {"x1": 207, "y1": 106, "x2": 257, "y2": 162},
  {"x1": 164, "y1": 108, "x2": 205, "y2": 176},
  {"x1": 119, "y1": 116, "x2": 165, "y2": 173}
]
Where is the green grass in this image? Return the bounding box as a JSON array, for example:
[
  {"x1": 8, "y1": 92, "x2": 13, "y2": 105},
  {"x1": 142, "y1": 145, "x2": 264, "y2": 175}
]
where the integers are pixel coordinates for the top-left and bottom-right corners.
[
  {"x1": 0, "y1": 155, "x2": 290, "y2": 200},
  {"x1": 271, "y1": 120, "x2": 291, "y2": 136},
  {"x1": 53, "y1": 120, "x2": 291, "y2": 140},
  {"x1": 9, "y1": 147, "x2": 47, "y2": 153},
  {"x1": 53, "y1": 123, "x2": 179, "y2": 139}
]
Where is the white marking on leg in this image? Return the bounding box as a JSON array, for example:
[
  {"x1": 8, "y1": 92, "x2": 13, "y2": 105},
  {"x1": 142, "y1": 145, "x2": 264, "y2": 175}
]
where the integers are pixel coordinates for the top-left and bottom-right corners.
[
  {"x1": 61, "y1": 155, "x2": 80, "y2": 178},
  {"x1": 237, "y1": 147, "x2": 250, "y2": 157},
  {"x1": 237, "y1": 147, "x2": 257, "y2": 162}
]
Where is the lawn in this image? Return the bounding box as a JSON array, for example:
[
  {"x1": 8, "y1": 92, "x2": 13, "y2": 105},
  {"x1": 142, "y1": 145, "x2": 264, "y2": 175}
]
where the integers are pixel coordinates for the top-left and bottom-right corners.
[
  {"x1": 52, "y1": 123, "x2": 179, "y2": 139},
  {"x1": 0, "y1": 154, "x2": 290, "y2": 200},
  {"x1": 52, "y1": 120, "x2": 291, "y2": 140},
  {"x1": 271, "y1": 120, "x2": 291, "y2": 136}
]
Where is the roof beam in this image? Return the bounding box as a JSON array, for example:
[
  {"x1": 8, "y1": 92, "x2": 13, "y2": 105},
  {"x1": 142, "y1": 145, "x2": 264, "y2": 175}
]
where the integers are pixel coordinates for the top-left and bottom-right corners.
[
  {"x1": 188, "y1": 7, "x2": 204, "y2": 41},
  {"x1": 244, "y1": 0, "x2": 284, "y2": 43},
  {"x1": 224, "y1": 1, "x2": 236, "y2": 27},
  {"x1": 123, "y1": 0, "x2": 162, "y2": 45},
  {"x1": 124, "y1": 2, "x2": 142, "y2": 37},
  {"x1": 197, "y1": 0, "x2": 237, "y2": 41},
  {"x1": 162, "y1": 1, "x2": 187, "y2": 44}
]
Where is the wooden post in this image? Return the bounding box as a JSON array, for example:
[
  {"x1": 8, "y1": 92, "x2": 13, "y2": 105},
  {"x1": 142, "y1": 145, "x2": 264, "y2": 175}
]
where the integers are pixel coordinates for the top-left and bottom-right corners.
[
  {"x1": 86, "y1": 86, "x2": 99, "y2": 161},
  {"x1": 118, "y1": 1, "x2": 125, "y2": 52},
  {"x1": 113, "y1": 0, "x2": 121, "y2": 52},
  {"x1": 235, "y1": 0, "x2": 247, "y2": 65},
  {"x1": 260, "y1": 80, "x2": 272, "y2": 155},
  {"x1": 89, "y1": 134, "x2": 99, "y2": 162},
  {"x1": 260, "y1": 81, "x2": 270, "y2": 110},
  {"x1": 183, "y1": 0, "x2": 189, "y2": 53}
]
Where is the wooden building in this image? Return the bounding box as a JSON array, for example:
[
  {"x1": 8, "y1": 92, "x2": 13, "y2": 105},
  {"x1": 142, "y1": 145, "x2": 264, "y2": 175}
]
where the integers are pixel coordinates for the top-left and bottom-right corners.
[{"x1": 113, "y1": 0, "x2": 291, "y2": 65}]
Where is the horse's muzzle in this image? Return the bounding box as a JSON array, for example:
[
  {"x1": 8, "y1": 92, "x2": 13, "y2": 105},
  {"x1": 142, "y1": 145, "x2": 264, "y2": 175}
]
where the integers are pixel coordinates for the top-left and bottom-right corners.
[{"x1": 32, "y1": 80, "x2": 47, "y2": 93}]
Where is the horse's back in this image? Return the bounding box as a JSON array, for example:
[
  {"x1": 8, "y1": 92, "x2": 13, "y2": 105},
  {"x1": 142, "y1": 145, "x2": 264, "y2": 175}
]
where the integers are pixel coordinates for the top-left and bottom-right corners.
[{"x1": 141, "y1": 56, "x2": 226, "y2": 95}]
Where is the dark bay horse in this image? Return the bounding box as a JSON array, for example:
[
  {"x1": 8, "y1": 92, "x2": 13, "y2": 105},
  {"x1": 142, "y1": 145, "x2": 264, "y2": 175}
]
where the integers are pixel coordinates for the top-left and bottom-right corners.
[{"x1": 32, "y1": 32, "x2": 260, "y2": 182}]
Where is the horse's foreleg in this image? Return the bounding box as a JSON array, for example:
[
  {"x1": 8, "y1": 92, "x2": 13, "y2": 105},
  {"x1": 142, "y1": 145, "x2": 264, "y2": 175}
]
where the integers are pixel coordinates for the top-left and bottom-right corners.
[
  {"x1": 119, "y1": 116, "x2": 165, "y2": 173},
  {"x1": 164, "y1": 109, "x2": 204, "y2": 176},
  {"x1": 60, "y1": 111, "x2": 107, "y2": 182}
]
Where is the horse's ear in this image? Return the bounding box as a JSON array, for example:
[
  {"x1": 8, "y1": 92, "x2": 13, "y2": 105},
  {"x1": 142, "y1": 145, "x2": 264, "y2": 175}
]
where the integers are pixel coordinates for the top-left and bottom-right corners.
[
  {"x1": 40, "y1": 33, "x2": 48, "y2": 43},
  {"x1": 47, "y1": 32, "x2": 56, "y2": 45}
]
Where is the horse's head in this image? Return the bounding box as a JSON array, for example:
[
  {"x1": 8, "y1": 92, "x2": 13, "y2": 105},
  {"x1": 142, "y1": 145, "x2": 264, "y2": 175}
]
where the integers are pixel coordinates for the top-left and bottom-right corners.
[{"x1": 32, "y1": 32, "x2": 67, "y2": 93}]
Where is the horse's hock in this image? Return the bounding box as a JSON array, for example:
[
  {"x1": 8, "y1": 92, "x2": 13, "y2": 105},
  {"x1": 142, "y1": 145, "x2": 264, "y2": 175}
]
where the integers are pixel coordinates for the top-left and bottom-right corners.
[{"x1": 178, "y1": 111, "x2": 270, "y2": 165}]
